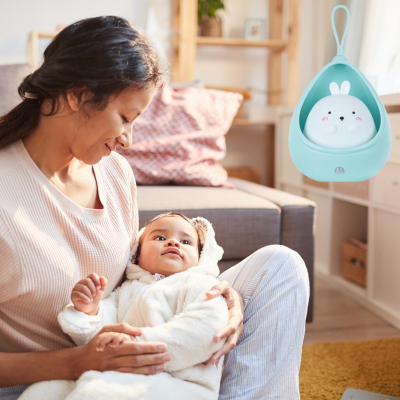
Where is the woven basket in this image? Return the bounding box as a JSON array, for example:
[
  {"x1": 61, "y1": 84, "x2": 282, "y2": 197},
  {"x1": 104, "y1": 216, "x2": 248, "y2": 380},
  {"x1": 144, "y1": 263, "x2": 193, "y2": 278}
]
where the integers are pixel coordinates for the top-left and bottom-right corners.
[{"x1": 200, "y1": 17, "x2": 222, "y2": 37}]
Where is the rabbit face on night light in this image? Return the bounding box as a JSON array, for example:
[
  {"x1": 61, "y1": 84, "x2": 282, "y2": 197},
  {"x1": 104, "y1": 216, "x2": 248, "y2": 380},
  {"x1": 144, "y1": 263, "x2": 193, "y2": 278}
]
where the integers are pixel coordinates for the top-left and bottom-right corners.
[{"x1": 304, "y1": 81, "x2": 376, "y2": 149}]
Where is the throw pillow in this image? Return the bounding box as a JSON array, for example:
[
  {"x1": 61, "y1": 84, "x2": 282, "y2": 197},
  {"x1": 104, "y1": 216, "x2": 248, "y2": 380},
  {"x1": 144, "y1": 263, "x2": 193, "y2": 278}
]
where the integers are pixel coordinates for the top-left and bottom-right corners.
[{"x1": 117, "y1": 84, "x2": 243, "y2": 187}]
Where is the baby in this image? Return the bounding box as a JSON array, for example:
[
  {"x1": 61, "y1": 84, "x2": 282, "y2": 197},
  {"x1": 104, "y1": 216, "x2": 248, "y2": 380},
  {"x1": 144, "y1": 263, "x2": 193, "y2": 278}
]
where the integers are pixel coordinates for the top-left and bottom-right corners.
[{"x1": 20, "y1": 213, "x2": 229, "y2": 400}]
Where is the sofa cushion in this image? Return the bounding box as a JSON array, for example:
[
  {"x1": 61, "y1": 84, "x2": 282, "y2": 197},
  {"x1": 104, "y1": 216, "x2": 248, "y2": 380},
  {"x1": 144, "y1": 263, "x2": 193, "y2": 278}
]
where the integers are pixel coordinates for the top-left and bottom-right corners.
[
  {"x1": 137, "y1": 185, "x2": 280, "y2": 260},
  {"x1": 0, "y1": 64, "x2": 32, "y2": 117}
]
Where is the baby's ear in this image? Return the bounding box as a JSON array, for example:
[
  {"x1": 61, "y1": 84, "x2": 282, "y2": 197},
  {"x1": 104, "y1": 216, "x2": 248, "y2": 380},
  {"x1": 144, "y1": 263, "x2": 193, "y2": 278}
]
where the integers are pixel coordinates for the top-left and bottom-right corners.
[
  {"x1": 340, "y1": 81, "x2": 351, "y2": 95},
  {"x1": 330, "y1": 82, "x2": 340, "y2": 95}
]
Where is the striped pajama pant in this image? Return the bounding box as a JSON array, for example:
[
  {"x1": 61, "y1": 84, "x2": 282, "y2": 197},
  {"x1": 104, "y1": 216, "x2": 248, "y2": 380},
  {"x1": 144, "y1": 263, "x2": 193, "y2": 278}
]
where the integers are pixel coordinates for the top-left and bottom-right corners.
[
  {"x1": 1, "y1": 245, "x2": 309, "y2": 400},
  {"x1": 218, "y1": 245, "x2": 310, "y2": 400}
]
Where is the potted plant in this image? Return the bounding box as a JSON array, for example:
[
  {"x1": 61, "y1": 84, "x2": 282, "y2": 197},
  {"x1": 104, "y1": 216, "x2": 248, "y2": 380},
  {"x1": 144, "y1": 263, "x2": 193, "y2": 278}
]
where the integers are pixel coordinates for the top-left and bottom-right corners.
[{"x1": 198, "y1": 0, "x2": 225, "y2": 37}]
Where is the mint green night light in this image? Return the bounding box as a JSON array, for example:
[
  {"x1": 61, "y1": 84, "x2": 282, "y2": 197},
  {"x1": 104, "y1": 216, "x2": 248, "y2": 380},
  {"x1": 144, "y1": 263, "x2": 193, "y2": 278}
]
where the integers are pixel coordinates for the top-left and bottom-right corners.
[{"x1": 289, "y1": 5, "x2": 391, "y2": 182}]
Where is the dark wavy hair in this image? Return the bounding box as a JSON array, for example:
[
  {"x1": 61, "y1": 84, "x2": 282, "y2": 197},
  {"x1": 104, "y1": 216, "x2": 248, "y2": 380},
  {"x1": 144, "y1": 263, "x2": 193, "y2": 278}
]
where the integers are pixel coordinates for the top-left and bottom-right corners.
[{"x1": 0, "y1": 16, "x2": 166, "y2": 149}]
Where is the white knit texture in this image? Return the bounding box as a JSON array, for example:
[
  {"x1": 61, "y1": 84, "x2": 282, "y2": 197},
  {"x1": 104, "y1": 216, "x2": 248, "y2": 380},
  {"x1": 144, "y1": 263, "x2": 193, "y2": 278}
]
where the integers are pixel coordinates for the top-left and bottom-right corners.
[{"x1": 0, "y1": 140, "x2": 138, "y2": 354}]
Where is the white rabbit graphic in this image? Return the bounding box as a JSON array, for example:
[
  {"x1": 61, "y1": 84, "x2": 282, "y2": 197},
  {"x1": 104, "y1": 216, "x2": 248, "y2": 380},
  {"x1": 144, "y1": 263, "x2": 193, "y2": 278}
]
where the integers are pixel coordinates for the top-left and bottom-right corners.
[{"x1": 304, "y1": 81, "x2": 376, "y2": 148}]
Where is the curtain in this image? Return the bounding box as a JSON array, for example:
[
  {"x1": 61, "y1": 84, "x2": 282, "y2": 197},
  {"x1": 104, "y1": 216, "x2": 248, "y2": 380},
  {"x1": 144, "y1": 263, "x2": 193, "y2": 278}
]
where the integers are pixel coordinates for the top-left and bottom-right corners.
[{"x1": 359, "y1": 0, "x2": 400, "y2": 94}]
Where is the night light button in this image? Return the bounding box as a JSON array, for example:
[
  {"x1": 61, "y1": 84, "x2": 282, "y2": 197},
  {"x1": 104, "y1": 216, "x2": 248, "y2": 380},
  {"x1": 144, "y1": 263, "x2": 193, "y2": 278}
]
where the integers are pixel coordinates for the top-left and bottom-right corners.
[{"x1": 335, "y1": 167, "x2": 345, "y2": 174}]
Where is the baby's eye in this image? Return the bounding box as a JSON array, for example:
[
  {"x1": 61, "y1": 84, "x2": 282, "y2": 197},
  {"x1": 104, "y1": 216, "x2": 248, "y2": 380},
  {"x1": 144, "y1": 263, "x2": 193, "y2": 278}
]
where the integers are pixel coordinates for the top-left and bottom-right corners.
[
  {"x1": 122, "y1": 116, "x2": 130, "y2": 124},
  {"x1": 181, "y1": 240, "x2": 191, "y2": 245},
  {"x1": 328, "y1": 111, "x2": 331, "y2": 114},
  {"x1": 155, "y1": 236, "x2": 166, "y2": 241}
]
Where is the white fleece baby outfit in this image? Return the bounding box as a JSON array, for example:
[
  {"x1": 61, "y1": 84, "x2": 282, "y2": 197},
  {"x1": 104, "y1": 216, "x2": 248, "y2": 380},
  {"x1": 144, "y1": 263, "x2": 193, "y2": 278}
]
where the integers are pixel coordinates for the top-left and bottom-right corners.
[{"x1": 20, "y1": 217, "x2": 229, "y2": 400}]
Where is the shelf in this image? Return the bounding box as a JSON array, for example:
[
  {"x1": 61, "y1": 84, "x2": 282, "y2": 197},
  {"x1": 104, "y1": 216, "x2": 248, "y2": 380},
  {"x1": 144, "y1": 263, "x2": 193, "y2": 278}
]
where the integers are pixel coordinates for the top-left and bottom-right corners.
[
  {"x1": 196, "y1": 37, "x2": 286, "y2": 50},
  {"x1": 332, "y1": 192, "x2": 370, "y2": 207},
  {"x1": 232, "y1": 118, "x2": 274, "y2": 126}
]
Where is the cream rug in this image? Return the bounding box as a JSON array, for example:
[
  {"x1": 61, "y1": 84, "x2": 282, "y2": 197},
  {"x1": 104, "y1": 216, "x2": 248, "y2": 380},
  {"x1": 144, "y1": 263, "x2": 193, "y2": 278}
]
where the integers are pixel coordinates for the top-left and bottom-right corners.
[{"x1": 300, "y1": 338, "x2": 400, "y2": 399}]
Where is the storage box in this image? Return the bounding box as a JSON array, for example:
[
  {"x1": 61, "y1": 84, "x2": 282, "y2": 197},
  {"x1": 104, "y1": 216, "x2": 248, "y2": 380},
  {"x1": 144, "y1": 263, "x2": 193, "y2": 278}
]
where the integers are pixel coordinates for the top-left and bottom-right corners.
[{"x1": 342, "y1": 241, "x2": 367, "y2": 287}]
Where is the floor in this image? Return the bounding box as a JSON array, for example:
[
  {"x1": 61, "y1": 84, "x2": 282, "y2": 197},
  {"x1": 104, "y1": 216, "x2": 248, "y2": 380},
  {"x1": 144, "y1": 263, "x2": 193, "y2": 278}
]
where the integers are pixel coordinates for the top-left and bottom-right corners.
[{"x1": 304, "y1": 275, "x2": 400, "y2": 345}]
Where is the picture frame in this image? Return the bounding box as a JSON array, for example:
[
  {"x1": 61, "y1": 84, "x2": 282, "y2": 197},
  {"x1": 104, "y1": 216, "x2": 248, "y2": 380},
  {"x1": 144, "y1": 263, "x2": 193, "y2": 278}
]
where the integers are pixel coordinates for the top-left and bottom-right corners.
[{"x1": 244, "y1": 18, "x2": 267, "y2": 41}]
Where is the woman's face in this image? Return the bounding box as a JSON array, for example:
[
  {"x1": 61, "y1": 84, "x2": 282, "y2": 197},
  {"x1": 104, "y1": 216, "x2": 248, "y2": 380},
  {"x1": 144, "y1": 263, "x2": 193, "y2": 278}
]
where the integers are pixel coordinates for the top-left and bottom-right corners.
[{"x1": 70, "y1": 85, "x2": 154, "y2": 165}]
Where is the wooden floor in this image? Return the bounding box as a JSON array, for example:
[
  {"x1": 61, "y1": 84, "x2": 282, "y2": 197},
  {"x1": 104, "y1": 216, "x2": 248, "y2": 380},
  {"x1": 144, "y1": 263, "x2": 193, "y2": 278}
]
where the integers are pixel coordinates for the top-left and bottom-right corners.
[{"x1": 304, "y1": 275, "x2": 400, "y2": 345}]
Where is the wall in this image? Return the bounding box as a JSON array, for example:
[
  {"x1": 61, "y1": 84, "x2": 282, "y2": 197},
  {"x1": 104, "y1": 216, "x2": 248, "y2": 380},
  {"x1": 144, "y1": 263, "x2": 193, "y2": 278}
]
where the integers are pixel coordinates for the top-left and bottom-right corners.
[{"x1": 0, "y1": 0, "x2": 149, "y2": 65}]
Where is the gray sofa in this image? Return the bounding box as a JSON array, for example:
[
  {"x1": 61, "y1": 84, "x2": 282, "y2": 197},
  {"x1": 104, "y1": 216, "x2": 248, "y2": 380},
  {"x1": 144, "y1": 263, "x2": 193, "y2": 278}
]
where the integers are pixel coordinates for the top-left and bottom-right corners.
[{"x1": 0, "y1": 64, "x2": 315, "y2": 322}]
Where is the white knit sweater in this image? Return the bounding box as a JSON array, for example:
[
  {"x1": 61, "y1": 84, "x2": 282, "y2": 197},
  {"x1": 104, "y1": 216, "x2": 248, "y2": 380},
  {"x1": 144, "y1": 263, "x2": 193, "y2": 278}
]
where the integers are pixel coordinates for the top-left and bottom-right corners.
[{"x1": 20, "y1": 218, "x2": 229, "y2": 400}]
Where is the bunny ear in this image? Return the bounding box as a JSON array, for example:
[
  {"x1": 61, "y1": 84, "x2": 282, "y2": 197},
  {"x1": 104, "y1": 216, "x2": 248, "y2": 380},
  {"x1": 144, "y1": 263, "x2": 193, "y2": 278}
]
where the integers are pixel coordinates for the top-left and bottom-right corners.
[
  {"x1": 330, "y1": 82, "x2": 340, "y2": 95},
  {"x1": 340, "y1": 81, "x2": 351, "y2": 95}
]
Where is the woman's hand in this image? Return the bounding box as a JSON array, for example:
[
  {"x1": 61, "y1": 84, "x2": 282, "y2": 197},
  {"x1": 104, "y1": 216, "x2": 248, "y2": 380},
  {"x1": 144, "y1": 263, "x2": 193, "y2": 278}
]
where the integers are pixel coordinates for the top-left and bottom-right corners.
[
  {"x1": 76, "y1": 323, "x2": 171, "y2": 376},
  {"x1": 205, "y1": 281, "x2": 244, "y2": 366}
]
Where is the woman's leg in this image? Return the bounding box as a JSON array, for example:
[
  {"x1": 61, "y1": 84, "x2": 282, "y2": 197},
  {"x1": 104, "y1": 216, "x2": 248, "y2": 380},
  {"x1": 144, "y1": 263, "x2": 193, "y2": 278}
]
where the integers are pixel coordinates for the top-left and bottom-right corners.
[{"x1": 218, "y1": 245, "x2": 310, "y2": 400}]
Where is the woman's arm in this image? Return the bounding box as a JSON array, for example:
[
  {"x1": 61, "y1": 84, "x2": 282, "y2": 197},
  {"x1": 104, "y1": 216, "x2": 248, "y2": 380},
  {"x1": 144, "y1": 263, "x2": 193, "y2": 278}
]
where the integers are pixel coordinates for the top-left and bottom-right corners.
[
  {"x1": 0, "y1": 323, "x2": 169, "y2": 388},
  {"x1": 206, "y1": 281, "x2": 245, "y2": 365}
]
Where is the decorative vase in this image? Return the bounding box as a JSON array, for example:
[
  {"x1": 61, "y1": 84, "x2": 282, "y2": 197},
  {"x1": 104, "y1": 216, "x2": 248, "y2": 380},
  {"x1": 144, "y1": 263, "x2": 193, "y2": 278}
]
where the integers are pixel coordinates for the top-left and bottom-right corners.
[{"x1": 200, "y1": 17, "x2": 222, "y2": 37}]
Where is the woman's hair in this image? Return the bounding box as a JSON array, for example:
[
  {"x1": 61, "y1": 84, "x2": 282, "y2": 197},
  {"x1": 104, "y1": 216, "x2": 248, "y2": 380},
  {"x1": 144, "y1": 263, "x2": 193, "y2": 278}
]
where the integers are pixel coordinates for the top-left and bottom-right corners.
[
  {"x1": 0, "y1": 16, "x2": 165, "y2": 149},
  {"x1": 134, "y1": 212, "x2": 207, "y2": 264}
]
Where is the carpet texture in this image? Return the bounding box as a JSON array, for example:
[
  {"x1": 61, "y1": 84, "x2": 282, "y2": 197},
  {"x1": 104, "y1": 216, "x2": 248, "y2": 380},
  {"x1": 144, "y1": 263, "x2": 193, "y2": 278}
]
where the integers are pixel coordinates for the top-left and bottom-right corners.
[{"x1": 300, "y1": 338, "x2": 400, "y2": 399}]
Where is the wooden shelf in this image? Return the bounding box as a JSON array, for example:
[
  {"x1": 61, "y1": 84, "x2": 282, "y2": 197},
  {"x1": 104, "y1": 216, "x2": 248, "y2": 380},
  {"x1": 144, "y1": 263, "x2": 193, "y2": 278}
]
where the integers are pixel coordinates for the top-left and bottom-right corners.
[
  {"x1": 172, "y1": 0, "x2": 299, "y2": 104},
  {"x1": 233, "y1": 118, "x2": 274, "y2": 126},
  {"x1": 196, "y1": 37, "x2": 286, "y2": 51}
]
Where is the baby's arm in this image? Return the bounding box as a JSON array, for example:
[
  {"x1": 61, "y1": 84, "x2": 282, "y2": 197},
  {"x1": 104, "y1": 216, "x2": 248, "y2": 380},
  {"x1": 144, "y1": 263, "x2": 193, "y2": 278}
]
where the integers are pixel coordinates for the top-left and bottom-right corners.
[
  {"x1": 58, "y1": 274, "x2": 120, "y2": 346},
  {"x1": 137, "y1": 275, "x2": 229, "y2": 372}
]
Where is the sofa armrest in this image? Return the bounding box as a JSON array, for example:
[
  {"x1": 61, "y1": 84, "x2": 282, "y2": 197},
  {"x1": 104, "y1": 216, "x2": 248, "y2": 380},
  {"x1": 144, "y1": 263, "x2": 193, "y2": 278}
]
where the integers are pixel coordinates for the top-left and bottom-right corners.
[{"x1": 228, "y1": 178, "x2": 315, "y2": 322}]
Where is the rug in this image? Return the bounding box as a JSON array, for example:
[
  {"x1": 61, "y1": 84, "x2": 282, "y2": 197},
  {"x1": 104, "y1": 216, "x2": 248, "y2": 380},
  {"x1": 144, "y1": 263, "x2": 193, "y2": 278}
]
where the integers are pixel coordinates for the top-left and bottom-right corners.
[{"x1": 300, "y1": 338, "x2": 400, "y2": 399}]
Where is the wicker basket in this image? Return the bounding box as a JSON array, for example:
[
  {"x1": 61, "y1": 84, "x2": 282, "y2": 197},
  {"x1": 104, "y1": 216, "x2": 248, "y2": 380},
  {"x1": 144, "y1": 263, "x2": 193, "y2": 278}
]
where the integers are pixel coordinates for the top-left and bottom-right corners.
[{"x1": 200, "y1": 17, "x2": 222, "y2": 37}]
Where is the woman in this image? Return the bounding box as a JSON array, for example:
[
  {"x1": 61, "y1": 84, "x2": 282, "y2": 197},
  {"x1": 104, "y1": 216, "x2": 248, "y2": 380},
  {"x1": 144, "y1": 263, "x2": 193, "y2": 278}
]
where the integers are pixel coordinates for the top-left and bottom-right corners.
[{"x1": 0, "y1": 16, "x2": 309, "y2": 400}]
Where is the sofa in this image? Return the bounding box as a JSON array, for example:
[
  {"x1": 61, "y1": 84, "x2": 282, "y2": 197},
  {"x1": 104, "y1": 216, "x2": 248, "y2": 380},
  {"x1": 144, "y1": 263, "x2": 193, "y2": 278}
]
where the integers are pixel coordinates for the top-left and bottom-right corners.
[{"x1": 0, "y1": 64, "x2": 315, "y2": 322}]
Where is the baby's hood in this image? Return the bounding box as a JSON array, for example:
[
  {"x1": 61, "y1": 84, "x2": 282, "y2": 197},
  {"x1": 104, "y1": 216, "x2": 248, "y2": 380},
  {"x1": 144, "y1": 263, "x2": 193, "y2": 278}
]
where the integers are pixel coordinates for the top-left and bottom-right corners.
[
  {"x1": 189, "y1": 217, "x2": 224, "y2": 277},
  {"x1": 125, "y1": 217, "x2": 224, "y2": 280}
]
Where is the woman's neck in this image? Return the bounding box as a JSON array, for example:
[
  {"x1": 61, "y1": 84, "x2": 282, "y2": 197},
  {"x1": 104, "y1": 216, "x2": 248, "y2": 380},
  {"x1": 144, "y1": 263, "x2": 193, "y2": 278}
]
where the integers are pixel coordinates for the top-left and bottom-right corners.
[{"x1": 22, "y1": 110, "x2": 81, "y2": 182}]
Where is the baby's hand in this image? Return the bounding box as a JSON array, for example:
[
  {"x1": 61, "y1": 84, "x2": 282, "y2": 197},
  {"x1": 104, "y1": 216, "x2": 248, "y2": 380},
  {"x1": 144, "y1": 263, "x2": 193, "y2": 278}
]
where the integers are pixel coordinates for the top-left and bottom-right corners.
[
  {"x1": 71, "y1": 273, "x2": 108, "y2": 316},
  {"x1": 95, "y1": 332, "x2": 137, "y2": 352}
]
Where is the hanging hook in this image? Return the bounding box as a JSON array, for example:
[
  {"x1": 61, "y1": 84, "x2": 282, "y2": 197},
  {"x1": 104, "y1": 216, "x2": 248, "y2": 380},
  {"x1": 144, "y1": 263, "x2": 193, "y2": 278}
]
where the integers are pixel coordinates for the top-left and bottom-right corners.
[{"x1": 331, "y1": 5, "x2": 350, "y2": 56}]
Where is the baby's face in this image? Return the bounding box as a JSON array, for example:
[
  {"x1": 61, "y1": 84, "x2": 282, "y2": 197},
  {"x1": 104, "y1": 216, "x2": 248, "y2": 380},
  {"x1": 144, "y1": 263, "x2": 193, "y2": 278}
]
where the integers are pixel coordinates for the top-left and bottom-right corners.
[{"x1": 137, "y1": 217, "x2": 200, "y2": 276}]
